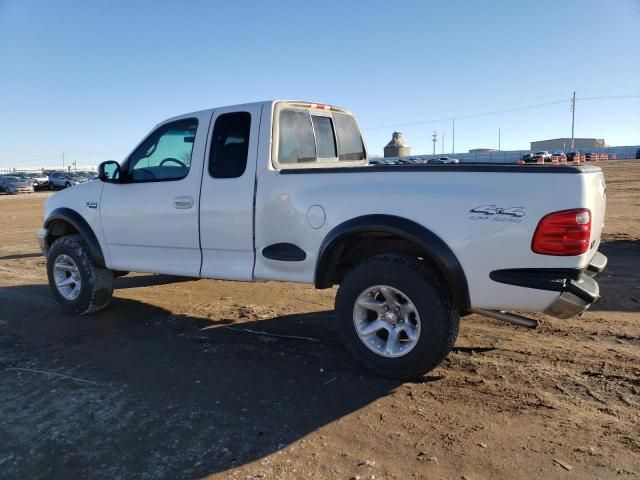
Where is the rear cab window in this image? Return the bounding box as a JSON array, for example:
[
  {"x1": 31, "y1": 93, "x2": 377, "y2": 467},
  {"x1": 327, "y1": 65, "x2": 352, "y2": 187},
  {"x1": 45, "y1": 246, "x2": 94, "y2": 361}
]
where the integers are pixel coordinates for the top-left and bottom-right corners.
[{"x1": 272, "y1": 102, "x2": 367, "y2": 169}]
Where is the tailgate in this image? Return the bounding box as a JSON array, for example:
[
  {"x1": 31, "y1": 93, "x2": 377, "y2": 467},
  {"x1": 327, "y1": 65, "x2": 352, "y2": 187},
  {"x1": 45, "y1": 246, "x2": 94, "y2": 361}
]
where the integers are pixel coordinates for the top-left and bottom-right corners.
[{"x1": 581, "y1": 166, "x2": 607, "y2": 265}]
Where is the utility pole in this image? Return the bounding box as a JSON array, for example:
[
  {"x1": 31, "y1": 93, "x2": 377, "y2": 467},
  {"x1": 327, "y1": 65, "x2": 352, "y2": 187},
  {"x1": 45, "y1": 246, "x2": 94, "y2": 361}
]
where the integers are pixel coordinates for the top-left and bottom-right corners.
[
  {"x1": 441, "y1": 132, "x2": 445, "y2": 154},
  {"x1": 62, "y1": 152, "x2": 65, "y2": 168},
  {"x1": 452, "y1": 118, "x2": 455, "y2": 154},
  {"x1": 432, "y1": 131, "x2": 437, "y2": 155},
  {"x1": 498, "y1": 128, "x2": 501, "y2": 150},
  {"x1": 570, "y1": 91, "x2": 576, "y2": 149}
]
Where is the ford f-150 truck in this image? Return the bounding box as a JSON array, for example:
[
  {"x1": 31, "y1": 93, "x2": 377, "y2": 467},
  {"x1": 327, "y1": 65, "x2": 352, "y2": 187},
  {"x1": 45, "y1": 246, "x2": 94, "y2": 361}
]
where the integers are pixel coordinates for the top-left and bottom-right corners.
[{"x1": 37, "y1": 100, "x2": 607, "y2": 379}]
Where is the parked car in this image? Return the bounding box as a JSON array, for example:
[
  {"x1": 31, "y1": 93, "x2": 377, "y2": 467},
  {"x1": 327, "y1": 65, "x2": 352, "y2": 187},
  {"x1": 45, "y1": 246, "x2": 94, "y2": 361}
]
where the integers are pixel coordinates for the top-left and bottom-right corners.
[
  {"x1": 635, "y1": 148, "x2": 640, "y2": 159},
  {"x1": 0, "y1": 175, "x2": 19, "y2": 192},
  {"x1": 427, "y1": 157, "x2": 460, "y2": 164},
  {"x1": 77, "y1": 171, "x2": 97, "y2": 181},
  {"x1": 12, "y1": 172, "x2": 49, "y2": 190},
  {"x1": 0, "y1": 175, "x2": 34, "y2": 194},
  {"x1": 26, "y1": 172, "x2": 50, "y2": 190},
  {"x1": 48, "y1": 172, "x2": 90, "y2": 190},
  {"x1": 37, "y1": 100, "x2": 608, "y2": 380},
  {"x1": 566, "y1": 151, "x2": 579, "y2": 161},
  {"x1": 532, "y1": 151, "x2": 552, "y2": 162},
  {"x1": 520, "y1": 153, "x2": 534, "y2": 163},
  {"x1": 551, "y1": 151, "x2": 567, "y2": 161}
]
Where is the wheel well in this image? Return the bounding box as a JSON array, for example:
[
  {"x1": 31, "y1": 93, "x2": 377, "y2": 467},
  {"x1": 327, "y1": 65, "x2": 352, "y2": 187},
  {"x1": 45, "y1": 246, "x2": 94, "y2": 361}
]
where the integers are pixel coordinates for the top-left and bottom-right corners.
[
  {"x1": 43, "y1": 208, "x2": 106, "y2": 268},
  {"x1": 314, "y1": 215, "x2": 471, "y2": 311},
  {"x1": 46, "y1": 219, "x2": 78, "y2": 248},
  {"x1": 318, "y1": 232, "x2": 449, "y2": 294}
]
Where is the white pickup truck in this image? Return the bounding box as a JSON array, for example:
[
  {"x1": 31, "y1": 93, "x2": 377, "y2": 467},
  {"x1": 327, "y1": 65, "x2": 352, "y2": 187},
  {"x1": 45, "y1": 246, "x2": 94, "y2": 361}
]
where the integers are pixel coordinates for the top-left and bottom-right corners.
[{"x1": 37, "y1": 100, "x2": 608, "y2": 379}]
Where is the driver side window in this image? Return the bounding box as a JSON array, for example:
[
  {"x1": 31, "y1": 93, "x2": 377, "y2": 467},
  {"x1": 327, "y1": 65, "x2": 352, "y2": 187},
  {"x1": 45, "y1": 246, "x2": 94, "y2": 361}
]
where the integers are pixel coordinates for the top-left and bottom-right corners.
[{"x1": 128, "y1": 118, "x2": 198, "y2": 182}]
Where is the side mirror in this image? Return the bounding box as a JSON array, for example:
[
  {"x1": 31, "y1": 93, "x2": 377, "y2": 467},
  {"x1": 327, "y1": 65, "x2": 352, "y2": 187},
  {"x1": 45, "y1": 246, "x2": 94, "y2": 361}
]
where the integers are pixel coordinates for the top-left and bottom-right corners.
[{"x1": 98, "y1": 161, "x2": 121, "y2": 183}]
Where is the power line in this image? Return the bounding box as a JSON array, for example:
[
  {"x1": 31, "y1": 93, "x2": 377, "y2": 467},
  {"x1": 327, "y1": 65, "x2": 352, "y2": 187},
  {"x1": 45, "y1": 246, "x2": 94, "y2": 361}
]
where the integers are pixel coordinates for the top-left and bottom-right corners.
[
  {"x1": 361, "y1": 94, "x2": 640, "y2": 131},
  {"x1": 362, "y1": 99, "x2": 569, "y2": 131},
  {"x1": 578, "y1": 94, "x2": 640, "y2": 101},
  {"x1": 360, "y1": 85, "x2": 640, "y2": 123}
]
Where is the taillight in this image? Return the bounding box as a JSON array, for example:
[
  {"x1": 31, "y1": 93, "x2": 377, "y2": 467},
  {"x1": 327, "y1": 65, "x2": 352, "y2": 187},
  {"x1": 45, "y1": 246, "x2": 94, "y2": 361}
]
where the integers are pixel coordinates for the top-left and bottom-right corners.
[{"x1": 532, "y1": 208, "x2": 591, "y2": 256}]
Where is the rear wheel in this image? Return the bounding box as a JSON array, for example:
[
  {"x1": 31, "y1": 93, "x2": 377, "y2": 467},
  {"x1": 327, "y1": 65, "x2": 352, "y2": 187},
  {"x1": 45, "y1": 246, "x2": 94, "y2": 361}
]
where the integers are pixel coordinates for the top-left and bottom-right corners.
[
  {"x1": 335, "y1": 254, "x2": 459, "y2": 380},
  {"x1": 47, "y1": 235, "x2": 113, "y2": 314}
]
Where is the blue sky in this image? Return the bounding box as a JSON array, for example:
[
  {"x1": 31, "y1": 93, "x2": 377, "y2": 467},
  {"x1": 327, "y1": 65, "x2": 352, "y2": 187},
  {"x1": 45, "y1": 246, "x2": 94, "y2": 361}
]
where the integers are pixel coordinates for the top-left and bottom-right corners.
[{"x1": 0, "y1": 0, "x2": 639, "y2": 167}]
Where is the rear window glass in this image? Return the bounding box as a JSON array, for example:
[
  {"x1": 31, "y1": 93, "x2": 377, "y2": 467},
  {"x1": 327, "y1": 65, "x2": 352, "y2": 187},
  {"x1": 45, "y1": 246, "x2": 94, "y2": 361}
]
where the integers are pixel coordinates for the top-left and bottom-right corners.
[
  {"x1": 311, "y1": 116, "x2": 337, "y2": 159},
  {"x1": 334, "y1": 113, "x2": 365, "y2": 161},
  {"x1": 278, "y1": 110, "x2": 316, "y2": 164}
]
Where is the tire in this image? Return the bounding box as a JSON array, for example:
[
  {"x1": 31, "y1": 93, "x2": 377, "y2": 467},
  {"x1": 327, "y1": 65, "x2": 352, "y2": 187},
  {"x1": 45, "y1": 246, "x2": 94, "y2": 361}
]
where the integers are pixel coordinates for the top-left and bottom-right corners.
[
  {"x1": 335, "y1": 254, "x2": 459, "y2": 380},
  {"x1": 65, "y1": 182, "x2": 71, "y2": 188},
  {"x1": 47, "y1": 234, "x2": 114, "y2": 314}
]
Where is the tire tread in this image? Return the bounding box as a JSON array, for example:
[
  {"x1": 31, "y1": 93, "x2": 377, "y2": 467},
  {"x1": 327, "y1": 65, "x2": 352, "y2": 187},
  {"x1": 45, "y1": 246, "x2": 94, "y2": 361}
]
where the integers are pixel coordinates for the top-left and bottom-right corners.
[{"x1": 47, "y1": 234, "x2": 113, "y2": 314}]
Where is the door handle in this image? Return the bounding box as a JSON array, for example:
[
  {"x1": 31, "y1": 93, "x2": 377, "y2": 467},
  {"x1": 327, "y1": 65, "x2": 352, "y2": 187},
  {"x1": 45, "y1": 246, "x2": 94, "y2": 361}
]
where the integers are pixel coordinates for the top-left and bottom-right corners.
[{"x1": 173, "y1": 196, "x2": 194, "y2": 209}]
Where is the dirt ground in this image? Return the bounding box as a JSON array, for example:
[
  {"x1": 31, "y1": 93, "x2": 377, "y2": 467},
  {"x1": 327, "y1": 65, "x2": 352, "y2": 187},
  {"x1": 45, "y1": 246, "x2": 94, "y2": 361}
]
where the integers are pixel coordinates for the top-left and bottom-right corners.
[{"x1": 0, "y1": 161, "x2": 638, "y2": 480}]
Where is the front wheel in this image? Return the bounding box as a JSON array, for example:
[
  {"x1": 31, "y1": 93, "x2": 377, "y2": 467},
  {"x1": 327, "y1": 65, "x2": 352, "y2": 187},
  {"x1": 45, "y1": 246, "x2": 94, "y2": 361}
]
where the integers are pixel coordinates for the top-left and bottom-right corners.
[
  {"x1": 335, "y1": 254, "x2": 459, "y2": 380},
  {"x1": 47, "y1": 235, "x2": 114, "y2": 314}
]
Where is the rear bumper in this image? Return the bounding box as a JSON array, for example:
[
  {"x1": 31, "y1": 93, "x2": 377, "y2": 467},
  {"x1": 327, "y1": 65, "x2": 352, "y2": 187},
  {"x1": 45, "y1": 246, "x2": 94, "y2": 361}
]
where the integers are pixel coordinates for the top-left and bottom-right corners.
[
  {"x1": 490, "y1": 251, "x2": 608, "y2": 319},
  {"x1": 544, "y1": 273, "x2": 600, "y2": 319}
]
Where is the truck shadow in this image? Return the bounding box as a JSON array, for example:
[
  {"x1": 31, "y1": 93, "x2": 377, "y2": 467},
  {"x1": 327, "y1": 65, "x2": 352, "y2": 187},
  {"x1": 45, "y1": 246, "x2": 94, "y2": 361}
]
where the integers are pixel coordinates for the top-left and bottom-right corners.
[
  {"x1": 590, "y1": 238, "x2": 640, "y2": 312},
  {"x1": 0, "y1": 285, "x2": 404, "y2": 479}
]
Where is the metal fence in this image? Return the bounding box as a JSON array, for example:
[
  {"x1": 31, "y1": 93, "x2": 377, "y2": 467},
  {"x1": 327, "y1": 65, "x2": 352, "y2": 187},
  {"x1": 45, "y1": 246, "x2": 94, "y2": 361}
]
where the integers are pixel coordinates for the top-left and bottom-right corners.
[{"x1": 0, "y1": 165, "x2": 97, "y2": 175}]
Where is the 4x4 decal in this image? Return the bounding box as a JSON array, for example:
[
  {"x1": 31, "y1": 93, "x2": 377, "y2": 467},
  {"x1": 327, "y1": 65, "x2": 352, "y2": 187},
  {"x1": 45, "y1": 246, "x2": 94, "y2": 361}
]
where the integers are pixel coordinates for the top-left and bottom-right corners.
[{"x1": 470, "y1": 205, "x2": 525, "y2": 223}]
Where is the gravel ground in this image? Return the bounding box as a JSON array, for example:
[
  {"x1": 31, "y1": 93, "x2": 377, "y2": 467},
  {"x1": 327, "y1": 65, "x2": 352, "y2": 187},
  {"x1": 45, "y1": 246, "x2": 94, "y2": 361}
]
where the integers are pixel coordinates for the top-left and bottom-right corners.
[{"x1": 0, "y1": 161, "x2": 638, "y2": 479}]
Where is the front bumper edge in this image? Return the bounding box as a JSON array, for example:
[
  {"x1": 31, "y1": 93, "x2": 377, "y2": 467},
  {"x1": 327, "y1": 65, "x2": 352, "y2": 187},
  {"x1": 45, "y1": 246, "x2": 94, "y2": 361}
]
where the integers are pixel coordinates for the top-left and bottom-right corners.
[{"x1": 36, "y1": 228, "x2": 48, "y2": 255}]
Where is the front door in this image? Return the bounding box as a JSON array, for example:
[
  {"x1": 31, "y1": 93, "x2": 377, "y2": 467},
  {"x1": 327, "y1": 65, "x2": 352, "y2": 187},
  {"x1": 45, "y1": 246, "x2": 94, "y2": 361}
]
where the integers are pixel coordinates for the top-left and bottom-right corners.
[{"x1": 99, "y1": 111, "x2": 212, "y2": 276}]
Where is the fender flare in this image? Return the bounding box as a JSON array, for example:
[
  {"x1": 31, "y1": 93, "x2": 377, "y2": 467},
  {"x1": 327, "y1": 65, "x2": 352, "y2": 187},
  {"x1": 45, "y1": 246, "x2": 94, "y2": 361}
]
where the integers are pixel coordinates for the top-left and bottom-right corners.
[
  {"x1": 314, "y1": 214, "x2": 470, "y2": 310},
  {"x1": 44, "y1": 207, "x2": 106, "y2": 268}
]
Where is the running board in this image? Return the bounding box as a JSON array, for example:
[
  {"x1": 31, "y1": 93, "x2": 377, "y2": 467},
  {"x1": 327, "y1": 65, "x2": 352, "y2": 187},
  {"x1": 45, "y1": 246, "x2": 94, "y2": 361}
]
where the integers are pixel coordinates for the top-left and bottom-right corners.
[{"x1": 470, "y1": 308, "x2": 538, "y2": 328}]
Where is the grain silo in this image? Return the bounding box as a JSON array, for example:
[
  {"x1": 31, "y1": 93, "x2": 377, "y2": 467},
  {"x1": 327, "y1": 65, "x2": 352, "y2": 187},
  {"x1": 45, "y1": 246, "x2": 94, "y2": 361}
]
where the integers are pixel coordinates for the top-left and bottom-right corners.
[{"x1": 384, "y1": 132, "x2": 410, "y2": 158}]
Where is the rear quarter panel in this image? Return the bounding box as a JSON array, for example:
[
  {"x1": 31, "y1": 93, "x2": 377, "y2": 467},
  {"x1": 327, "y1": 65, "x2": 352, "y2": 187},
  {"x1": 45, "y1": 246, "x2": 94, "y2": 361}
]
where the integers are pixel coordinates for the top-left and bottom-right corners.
[{"x1": 254, "y1": 166, "x2": 605, "y2": 312}]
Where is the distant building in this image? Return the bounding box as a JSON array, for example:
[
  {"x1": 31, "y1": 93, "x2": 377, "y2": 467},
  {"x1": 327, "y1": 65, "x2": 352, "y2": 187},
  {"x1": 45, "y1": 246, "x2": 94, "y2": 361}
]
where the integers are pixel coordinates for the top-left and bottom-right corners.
[
  {"x1": 384, "y1": 132, "x2": 410, "y2": 157},
  {"x1": 469, "y1": 148, "x2": 498, "y2": 153},
  {"x1": 531, "y1": 138, "x2": 605, "y2": 151}
]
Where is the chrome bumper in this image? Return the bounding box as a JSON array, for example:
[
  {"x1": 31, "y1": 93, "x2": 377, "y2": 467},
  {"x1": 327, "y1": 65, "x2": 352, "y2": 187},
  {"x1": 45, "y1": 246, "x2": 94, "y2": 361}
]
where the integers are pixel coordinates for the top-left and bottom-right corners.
[
  {"x1": 490, "y1": 251, "x2": 608, "y2": 320},
  {"x1": 544, "y1": 252, "x2": 607, "y2": 319}
]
